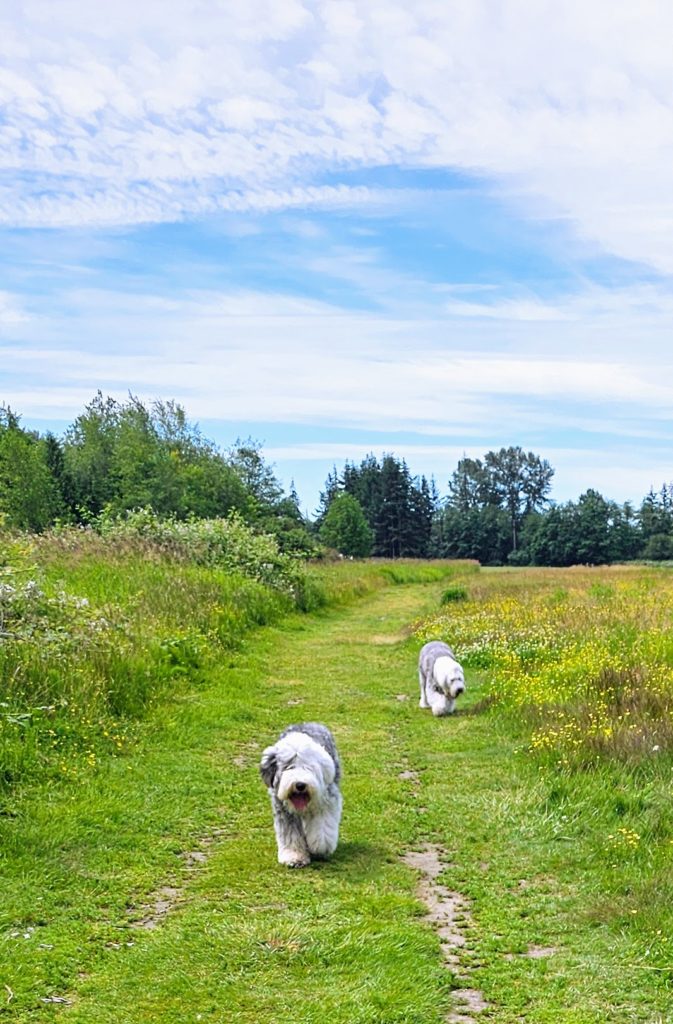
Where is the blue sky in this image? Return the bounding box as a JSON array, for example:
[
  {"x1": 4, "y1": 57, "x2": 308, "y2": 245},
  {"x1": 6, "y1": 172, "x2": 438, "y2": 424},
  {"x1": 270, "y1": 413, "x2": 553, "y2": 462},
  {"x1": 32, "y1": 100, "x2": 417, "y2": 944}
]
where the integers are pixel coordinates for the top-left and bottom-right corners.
[{"x1": 2, "y1": 1, "x2": 673, "y2": 516}]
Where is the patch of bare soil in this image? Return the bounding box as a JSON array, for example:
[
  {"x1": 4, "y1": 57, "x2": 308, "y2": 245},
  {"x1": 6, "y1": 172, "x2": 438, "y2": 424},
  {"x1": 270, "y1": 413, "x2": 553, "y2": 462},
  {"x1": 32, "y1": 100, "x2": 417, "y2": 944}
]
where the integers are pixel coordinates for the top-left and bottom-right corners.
[
  {"x1": 403, "y1": 844, "x2": 489, "y2": 1022},
  {"x1": 128, "y1": 824, "x2": 227, "y2": 930},
  {"x1": 525, "y1": 945, "x2": 557, "y2": 959},
  {"x1": 231, "y1": 740, "x2": 264, "y2": 768},
  {"x1": 369, "y1": 633, "x2": 406, "y2": 645},
  {"x1": 447, "y1": 988, "x2": 489, "y2": 1022},
  {"x1": 129, "y1": 886, "x2": 182, "y2": 931}
]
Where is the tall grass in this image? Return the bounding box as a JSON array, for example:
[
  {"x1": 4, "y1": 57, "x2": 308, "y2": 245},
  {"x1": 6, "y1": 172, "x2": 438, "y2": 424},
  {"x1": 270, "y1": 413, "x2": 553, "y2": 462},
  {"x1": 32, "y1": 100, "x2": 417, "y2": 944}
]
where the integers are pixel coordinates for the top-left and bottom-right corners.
[
  {"x1": 416, "y1": 565, "x2": 673, "y2": 769},
  {"x1": 1, "y1": 520, "x2": 463, "y2": 799}
]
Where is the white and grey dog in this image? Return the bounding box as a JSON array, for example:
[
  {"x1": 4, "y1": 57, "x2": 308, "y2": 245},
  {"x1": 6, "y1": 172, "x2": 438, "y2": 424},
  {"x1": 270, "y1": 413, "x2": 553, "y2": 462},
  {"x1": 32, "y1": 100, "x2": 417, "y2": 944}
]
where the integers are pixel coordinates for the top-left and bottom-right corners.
[
  {"x1": 260, "y1": 722, "x2": 342, "y2": 868},
  {"x1": 418, "y1": 640, "x2": 466, "y2": 716}
]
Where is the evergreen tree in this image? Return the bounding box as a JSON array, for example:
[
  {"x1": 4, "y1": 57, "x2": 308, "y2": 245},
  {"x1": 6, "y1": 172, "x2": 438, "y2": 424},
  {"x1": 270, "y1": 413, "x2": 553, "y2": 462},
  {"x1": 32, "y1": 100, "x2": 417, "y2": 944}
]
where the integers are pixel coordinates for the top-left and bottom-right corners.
[
  {"x1": 642, "y1": 533, "x2": 673, "y2": 560},
  {"x1": 608, "y1": 502, "x2": 642, "y2": 562},
  {"x1": 639, "y1": 486, "x2": 673, "y2": 542},
  {"x1": 315, "y1": 466, "x2": 341, "y2": 525},
  {"x1": 519, "y1": 493, "x2": 643, "y2": 566},
  {"x1": 432, "y1": 504, "x2": 511, "y2": 564},
  {"x1": 336, "y1": 454, "x2": 434, "y2": 558},
  {"x1": 43, "y1": 431, "x2": 73, "y2": 518}
]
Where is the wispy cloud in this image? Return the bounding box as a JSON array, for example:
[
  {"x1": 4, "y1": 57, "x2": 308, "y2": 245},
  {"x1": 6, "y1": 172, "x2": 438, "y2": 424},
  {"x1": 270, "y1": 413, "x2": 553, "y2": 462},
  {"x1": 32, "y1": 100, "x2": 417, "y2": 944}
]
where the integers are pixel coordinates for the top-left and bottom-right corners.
[
  {"x1": 2, "y1": 2, "x2": 673, "y2": 511},
  {"x1": 2, "y1": 0, "x2": 673, "y2": 274},
  {"x1": 0, "y1": 292, "x2": 28, "y2": 326},
  {"x1": 3, "y1": 283, "x2": 673, "y2": 437}
]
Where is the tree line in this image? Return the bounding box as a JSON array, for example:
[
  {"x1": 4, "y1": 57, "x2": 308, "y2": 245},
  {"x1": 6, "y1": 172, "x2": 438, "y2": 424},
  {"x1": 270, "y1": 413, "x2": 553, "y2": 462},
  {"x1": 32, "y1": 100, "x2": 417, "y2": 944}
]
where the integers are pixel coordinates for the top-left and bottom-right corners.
[
  {"x1": 2, "y1": 393, "x2": 672, "y2": 565},
  {"x1": 317, "y1": 449, "x2": 673, "y2": 566},
  {"x1": 0, "y1": 394, "x2": 312, "y2": 553}
]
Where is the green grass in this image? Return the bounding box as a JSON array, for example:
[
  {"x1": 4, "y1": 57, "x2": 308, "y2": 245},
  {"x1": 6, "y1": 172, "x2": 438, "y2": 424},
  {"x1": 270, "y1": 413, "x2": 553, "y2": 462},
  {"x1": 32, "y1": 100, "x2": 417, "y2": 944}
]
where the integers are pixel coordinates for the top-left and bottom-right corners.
[
  {"x1": 2, "y1": 564, "x2": 673, "y2": 1020},
  {"x1": 0, "y1": 538, "x2": 464, "y2": 796}
]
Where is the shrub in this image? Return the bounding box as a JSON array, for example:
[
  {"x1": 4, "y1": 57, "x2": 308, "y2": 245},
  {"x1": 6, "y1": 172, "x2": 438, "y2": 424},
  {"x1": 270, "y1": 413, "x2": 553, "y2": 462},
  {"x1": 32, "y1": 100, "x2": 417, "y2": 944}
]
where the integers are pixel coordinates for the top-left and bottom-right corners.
[{"x1": 92, "y1": 507, "x2": 307, "y2": 597}]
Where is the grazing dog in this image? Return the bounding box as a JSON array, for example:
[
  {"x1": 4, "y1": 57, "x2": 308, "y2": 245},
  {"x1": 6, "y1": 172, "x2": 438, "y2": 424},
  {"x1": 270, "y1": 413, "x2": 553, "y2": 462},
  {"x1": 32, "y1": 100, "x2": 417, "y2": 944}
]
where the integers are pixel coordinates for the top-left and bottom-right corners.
[
  {"x1": 418, "y1": 640, "x2": 466, "y2": 716},
  {"x1": 260, "y1": 722, "x2": 342, "y2": 868}
]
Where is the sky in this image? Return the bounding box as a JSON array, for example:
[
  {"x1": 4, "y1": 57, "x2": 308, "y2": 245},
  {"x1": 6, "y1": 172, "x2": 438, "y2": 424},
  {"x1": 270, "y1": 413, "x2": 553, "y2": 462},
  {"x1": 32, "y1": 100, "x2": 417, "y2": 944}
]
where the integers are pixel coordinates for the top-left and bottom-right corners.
[{"x1": 2, "y1": 0, "x2": 673, "y2": 517}]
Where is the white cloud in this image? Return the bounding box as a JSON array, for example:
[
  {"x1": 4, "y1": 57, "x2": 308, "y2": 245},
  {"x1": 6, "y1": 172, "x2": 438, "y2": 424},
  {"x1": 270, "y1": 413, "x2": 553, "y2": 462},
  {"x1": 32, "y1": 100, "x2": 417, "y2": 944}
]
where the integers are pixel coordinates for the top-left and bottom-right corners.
[
  {"x1": 3, "y1": 284, "x2": 673, "y2": 441},
  {"x1": 0, "y1": 0, "x2": 672, "y2": 272},
  {"x1": 0, "y1": 181, "x2": 390, "y2": 228},
  {"x1": 0, "y1": 292, "x2": 29, "y2": 326}
]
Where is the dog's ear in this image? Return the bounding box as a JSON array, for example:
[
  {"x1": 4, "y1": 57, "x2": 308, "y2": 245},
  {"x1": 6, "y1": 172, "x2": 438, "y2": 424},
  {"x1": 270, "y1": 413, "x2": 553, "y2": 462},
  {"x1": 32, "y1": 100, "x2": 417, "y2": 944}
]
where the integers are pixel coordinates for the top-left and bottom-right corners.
[{"x1": 260, "y1": 745, "x2": 278, "y2": 788}]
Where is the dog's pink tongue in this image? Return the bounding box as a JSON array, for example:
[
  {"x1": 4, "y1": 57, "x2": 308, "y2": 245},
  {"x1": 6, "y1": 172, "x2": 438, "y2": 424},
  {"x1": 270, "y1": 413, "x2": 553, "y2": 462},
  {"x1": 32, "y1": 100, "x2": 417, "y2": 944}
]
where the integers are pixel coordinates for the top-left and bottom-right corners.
[{"x1": 290, "y1": 792, "x2": 309, "y2": 810}]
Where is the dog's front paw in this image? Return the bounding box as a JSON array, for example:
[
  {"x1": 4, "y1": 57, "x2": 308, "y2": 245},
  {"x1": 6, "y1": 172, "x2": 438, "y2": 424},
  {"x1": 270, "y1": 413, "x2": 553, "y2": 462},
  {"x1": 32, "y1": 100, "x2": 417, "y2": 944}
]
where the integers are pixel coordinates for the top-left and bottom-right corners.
[{"x1": 278, "y1": 848, "x2": 310, "y2": 869}]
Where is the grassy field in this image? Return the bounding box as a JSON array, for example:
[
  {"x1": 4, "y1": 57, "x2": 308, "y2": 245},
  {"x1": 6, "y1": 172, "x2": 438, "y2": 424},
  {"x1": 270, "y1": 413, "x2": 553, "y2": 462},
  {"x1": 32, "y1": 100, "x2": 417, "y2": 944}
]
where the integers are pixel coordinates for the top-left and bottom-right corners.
[
  {"x1": 0, "y1": 520, "x2": 467, "y2": 797},
  {"x1": 2, "y1": 554, "x2": 673, "y2": 1021}
]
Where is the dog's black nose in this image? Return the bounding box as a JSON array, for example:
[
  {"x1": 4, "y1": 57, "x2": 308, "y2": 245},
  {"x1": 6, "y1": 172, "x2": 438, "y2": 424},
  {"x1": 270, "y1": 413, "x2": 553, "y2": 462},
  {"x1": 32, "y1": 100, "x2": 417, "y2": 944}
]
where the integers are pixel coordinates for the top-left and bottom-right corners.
[{"x1": 294, "y1": 781, "x2": 307, "y2": 793}]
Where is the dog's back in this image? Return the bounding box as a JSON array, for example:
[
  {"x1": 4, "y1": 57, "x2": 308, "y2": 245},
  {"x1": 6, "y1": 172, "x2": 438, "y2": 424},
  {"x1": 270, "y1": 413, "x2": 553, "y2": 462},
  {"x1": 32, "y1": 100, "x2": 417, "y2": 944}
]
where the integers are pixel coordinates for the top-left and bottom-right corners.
[{"x1": 419, "y1": 640, "x2": 456, "y2": 677}]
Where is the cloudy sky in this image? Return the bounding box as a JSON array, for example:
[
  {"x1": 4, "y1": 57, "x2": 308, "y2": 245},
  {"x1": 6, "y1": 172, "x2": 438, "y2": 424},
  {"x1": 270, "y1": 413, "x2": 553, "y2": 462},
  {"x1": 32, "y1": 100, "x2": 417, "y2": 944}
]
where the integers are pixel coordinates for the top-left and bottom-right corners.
[{"x1": 2, "y1": 0, "x2": 673, "y2": 514}]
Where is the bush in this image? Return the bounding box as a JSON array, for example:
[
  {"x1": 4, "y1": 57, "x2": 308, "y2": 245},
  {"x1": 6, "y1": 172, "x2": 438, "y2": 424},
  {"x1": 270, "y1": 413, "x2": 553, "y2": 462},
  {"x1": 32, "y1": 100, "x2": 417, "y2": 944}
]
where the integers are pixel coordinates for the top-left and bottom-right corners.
[
  {"x1": 93, "y1": 507, "x2": 307, "y2": 597},
  {"x1": 440, "y1": 585, "x2": 468, "y2": 604}
]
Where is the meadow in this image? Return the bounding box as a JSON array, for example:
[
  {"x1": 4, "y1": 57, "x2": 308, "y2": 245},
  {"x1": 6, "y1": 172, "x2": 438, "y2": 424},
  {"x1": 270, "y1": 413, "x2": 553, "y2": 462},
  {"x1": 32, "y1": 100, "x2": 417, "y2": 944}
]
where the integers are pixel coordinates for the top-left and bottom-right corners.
[
  {"x1": 0, "y1": 515, "x2": 465, "y2": 800},
  {"x1": 417, "y1": 564, "x2": 673, "y2": 768},
  {"x1": 417, "y1": 563, "x2": 673, "y2": 1016},
  {"x1": 2, "y1": 537, "x2": 673, "y2": 1021}
]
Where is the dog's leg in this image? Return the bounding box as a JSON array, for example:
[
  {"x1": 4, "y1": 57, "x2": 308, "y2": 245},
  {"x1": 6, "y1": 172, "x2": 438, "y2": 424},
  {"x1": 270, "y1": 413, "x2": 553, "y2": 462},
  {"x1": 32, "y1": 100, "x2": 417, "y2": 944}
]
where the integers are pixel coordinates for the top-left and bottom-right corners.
[
  {"x1": 419, "y1": 664, "x2": 430, "y2": 708},
  {"x1": 304, "y1": 787, "x2": 342, "y2": 859},
  {"x1": 429, "y1": 688, "x2": 453, "y2": 717},
  {"x1": 271, "y1": 796, "x2": 311, "y2": 868}
]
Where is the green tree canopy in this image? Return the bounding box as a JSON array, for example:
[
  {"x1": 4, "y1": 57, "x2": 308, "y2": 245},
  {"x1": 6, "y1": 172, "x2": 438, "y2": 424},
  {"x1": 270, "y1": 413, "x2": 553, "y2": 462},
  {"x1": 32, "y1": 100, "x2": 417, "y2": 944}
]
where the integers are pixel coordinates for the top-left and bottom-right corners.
[
  {"x1": 319, "y1": 493, "x2": 373, "y2": 557},
  {"x1": 448, "y1": 447, "x2": 554, "y2": 552},
  {"x1": 0, "y1": 408, "x2": 65, "y2": 530},
  {"x1": 322, "y1": 453, "x2": 436, "y2": 558},
  {"x1": 63, "y1": 393, "x2": 248, "y2": 520}
]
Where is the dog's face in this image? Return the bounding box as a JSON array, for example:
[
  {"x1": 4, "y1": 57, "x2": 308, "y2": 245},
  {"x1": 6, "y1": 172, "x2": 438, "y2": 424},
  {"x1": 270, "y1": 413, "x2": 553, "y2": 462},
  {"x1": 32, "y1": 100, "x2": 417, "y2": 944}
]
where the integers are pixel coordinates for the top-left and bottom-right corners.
[
  {"x1": 260, "y1": 732, "x2": 335, "y2": 814},
  {"x1": 434, "y1": 655, "x2": 466, "y2": 701}
]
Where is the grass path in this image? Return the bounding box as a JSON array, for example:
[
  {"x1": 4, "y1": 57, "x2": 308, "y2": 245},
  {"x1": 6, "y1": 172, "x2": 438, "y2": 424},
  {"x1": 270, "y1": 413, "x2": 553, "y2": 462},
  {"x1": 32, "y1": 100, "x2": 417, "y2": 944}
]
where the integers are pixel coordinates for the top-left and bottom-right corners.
[{"x1": 3, "y1": 579, "x2": 672, "y2": 1022}]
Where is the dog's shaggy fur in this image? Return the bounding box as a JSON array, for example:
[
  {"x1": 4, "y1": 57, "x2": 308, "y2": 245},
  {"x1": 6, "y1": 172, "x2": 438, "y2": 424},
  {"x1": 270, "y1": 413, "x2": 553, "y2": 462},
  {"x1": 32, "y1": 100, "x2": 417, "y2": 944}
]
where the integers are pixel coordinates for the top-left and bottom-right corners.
[
  {"x1": 418, "y1": 640, "x2": 466, "y2": 716},
  {"x1": 260, "y1": 722, "x2": 342, "y2": 868}
]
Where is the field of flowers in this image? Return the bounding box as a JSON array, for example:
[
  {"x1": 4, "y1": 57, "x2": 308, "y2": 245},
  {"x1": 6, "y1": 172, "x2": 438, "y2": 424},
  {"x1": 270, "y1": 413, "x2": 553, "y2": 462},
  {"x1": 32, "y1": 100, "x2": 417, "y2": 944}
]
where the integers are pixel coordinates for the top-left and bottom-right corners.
[{"x1": 417, "y1": 564, "x2": 673, "y2": 768}]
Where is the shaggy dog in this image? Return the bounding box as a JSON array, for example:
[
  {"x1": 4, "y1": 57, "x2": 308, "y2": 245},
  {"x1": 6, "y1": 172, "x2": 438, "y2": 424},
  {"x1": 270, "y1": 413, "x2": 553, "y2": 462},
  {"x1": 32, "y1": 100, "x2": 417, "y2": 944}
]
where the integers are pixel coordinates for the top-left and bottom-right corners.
[
  {"x1": 418, "y1": 640, "x2": 466, "y2": 716},
  {"x1": 260, "y1": 722, "x2": 342, "y2": 868}
]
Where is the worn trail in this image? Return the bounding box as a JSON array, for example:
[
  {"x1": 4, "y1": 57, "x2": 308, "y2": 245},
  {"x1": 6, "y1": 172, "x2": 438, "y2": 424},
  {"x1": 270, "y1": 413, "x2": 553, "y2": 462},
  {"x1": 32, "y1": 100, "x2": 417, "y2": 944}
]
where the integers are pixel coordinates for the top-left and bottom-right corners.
[{"x1": 4, "y1": 578, "x2": 664, "y2": 1023}]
